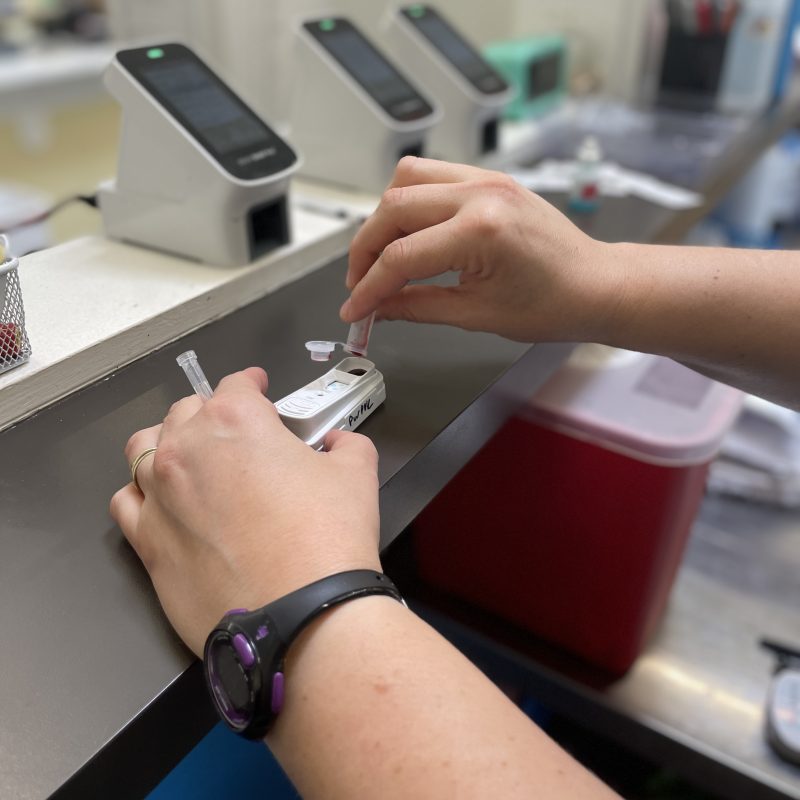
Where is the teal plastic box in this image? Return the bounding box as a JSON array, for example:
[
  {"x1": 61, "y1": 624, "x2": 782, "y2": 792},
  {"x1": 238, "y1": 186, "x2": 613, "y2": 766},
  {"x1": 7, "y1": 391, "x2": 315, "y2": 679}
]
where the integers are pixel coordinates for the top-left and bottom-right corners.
[{"x1": 483, "y1": 35, "x2": 567, "y2": 120}]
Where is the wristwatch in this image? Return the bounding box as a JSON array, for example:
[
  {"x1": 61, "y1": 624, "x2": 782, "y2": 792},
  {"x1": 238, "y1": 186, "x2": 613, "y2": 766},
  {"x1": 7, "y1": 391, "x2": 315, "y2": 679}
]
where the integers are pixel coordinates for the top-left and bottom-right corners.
[{"x1": 203, "y1": 569, "x2": 404, "y2": 739}]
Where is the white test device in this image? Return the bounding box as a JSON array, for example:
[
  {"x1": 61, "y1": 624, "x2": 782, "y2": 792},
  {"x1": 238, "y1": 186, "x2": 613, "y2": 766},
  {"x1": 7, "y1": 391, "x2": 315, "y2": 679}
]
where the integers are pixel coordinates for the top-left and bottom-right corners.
[
  {"x1": 290, "y1": 17, "x2": 441, "y2": 194},
  {"x1": 275, "y1": 357, "x2": 386, "y2": 450},
  {"x1": 99, "y1": 43, "x2": 299, "y2": 266},
  {"x1": 381, "y1": 4, "x2": 514, "y2": 165}
]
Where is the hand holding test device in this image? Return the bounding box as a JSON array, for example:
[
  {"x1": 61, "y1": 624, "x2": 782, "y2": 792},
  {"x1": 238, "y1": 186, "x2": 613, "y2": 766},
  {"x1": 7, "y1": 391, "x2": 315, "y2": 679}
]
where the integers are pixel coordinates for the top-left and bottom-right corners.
[{"x1": 176, "y1": 343, "x2": 386, "y2": 451}]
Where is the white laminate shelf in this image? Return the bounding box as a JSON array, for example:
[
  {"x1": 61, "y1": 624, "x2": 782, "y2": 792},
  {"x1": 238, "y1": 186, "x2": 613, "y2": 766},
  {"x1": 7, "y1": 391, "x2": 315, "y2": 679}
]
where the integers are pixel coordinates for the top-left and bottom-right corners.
[{"x1": 0, "y1": 205, "x2": 357, "y2": 432}]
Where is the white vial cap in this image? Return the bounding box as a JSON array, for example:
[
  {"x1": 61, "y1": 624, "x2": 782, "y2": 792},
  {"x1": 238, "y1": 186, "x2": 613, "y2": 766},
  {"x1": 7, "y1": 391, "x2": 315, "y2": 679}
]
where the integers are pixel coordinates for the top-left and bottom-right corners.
[{"x1": 305, "y1": 341, "x2": 337, "y2": 361}]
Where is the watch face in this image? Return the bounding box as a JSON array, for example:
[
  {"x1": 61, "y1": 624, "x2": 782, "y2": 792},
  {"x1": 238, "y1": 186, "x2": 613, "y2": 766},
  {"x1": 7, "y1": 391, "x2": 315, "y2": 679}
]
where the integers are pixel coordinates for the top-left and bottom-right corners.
[{"x1": 206, "y1": 634, "x2": 253, "y2": 729}]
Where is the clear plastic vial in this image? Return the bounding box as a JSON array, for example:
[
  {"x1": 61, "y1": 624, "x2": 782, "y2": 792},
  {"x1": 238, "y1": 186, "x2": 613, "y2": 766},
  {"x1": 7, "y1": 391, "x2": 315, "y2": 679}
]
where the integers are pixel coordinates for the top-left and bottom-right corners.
[
  {"x1": 344, "y1": 312, "x2": 375, "y2": 357},
  {"x1": 176, "y1": 350, "x2": 214, "y2": 401}
]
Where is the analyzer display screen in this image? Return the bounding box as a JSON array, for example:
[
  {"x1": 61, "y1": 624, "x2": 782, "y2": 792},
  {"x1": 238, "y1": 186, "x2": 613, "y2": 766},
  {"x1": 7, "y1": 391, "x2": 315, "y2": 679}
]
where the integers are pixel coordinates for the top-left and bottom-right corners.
[
  {"x1": 140, "y1": 61, "x2": 266, "y2": 156},
  {"x1": 305, "y1": 18, "x2": 435, "y2": 122},
  {"x1": 117, "y1": 43, "x2": 297, "y2": 180},
  {"x1": 401, "y1": 6, "x2": 509, "y2": 95}
]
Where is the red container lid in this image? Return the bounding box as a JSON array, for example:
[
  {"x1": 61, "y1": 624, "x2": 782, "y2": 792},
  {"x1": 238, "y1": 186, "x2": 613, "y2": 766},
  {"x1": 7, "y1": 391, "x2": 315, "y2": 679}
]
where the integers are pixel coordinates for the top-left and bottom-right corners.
[{"x1": 522, "y1": 345, "x2": 743, "y2": 466}]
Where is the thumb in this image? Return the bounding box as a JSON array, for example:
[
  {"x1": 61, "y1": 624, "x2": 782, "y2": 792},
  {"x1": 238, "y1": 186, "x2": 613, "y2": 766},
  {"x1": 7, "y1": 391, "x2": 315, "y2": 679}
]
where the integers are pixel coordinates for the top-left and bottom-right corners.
[{"x1": 323, "y1": 430, "x2": 379, "y2": 470}]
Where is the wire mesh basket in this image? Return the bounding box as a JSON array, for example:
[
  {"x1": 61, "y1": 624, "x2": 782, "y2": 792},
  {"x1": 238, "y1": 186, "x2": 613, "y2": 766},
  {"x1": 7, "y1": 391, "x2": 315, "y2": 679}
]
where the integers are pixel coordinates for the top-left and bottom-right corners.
[{"x1": 0, "y1": 235, "x2": 32, "y2": 375}]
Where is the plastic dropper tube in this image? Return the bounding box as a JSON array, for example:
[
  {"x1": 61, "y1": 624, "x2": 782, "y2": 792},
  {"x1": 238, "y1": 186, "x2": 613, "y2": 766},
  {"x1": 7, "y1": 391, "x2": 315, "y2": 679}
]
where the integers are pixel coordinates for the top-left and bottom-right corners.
[{"x1": 176, "y1": 350, "x2": 214, "y2": 401}]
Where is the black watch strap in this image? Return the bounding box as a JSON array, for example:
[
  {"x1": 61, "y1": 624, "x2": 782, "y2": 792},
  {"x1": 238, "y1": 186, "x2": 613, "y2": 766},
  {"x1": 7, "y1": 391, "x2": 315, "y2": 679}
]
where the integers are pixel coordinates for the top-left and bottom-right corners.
[{"x1": 266, "y1": 569, "x2": 403, "y2": 647}]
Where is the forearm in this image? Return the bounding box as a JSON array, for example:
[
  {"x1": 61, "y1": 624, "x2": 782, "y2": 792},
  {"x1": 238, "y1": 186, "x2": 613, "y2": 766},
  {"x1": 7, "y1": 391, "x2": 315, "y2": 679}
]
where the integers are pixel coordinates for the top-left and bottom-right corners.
[
  {"x1": 593, "y1": 242, "x2": 800, "y2": 408},
  {"x1": 267, "y1": 596, "x2": 617, "y2": 800}
]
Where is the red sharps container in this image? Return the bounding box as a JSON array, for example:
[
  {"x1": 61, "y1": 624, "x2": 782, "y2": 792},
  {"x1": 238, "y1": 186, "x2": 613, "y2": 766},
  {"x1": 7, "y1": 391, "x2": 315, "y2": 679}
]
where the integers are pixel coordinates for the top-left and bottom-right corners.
[{"x1": 413, "y1": 346, "x2": 743, "y2": 675}]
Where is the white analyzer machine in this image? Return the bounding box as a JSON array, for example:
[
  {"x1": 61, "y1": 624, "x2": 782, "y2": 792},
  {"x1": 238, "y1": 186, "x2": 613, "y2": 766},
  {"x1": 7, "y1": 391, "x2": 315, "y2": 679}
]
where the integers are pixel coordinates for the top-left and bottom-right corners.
[
  {"x1": 99, "y1": 43, "x2": 299, "y2": 267},
  {"x1": 291, "y1": 16, "x2": 441, "y2": 194},
  {"x1": 381, "y1": 4, "x2": 513, "y2": 165}
]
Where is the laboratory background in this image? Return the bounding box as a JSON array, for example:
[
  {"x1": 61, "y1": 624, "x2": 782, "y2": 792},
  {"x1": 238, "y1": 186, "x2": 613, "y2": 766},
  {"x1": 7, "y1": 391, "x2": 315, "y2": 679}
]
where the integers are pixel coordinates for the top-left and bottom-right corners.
[{"x1": 1, "y1": 0, "x2": 799, "y2": 798}]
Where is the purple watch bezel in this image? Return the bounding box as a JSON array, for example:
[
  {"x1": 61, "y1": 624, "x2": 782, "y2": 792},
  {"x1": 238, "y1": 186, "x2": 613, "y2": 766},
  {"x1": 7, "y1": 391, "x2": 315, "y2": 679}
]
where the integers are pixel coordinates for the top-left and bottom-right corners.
[
  {"x1": 206, "y1": 634, "x2": 252, "y2": 729},
  {"x1": 202, "y1": 570, "x2": 403, "y2": 740}
]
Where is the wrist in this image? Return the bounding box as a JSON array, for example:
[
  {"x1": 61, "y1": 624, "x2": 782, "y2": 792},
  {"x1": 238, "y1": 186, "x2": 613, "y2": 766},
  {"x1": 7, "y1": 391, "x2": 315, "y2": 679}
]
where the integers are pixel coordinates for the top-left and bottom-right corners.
[
  {"x1": 572, "y1": 240, "x2": 636, "y2": 345},
  {"x1": 266, "y1": 593, "x2": 409, "y2": 741},
  {"x1": 281, "y1": 592, "x2": 401, "y2": 680}
]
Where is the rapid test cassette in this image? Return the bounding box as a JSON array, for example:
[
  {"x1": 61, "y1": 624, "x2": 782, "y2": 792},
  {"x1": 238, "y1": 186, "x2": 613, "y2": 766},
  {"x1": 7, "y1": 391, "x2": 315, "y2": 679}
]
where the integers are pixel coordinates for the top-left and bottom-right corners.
[{"x1": 275, "y1": 357, "x2": 385, "y2": 449}]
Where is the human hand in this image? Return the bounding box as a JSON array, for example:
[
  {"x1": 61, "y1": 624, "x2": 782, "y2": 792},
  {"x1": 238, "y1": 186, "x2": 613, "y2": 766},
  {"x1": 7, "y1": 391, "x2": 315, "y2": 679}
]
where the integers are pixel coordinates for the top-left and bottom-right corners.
[
  {"x1": 341, "y1": 157, "x2": 618, "y2": 343},
  {"x1": 110, "y1": 368, "x2": 382, "y2": 657}
]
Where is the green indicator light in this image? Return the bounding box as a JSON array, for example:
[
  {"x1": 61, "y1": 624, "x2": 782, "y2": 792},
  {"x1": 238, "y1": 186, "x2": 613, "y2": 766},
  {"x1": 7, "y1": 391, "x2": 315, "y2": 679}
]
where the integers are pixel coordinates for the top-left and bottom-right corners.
[
  {"x1": 320, "y1": 19, "x2": 336, "y2": 31},
  {"x1": 409, "y1": 4, "x2": 426, "y2": 17},
  {"x1": 146, "y1": 48, "x2": 164, "y2": 59}
]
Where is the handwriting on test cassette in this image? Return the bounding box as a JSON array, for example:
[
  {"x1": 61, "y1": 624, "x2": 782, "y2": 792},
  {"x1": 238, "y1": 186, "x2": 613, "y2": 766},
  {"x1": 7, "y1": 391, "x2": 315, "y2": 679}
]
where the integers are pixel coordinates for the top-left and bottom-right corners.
[{"x1": 348, "y1": 399, "x2": 374, "y2": 428}]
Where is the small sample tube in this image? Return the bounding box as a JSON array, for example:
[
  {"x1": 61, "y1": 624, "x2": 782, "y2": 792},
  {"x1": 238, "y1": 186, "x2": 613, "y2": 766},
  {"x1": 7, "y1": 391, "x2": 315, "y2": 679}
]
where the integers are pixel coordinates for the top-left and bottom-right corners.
[
  {"x1": 344, "y1": 312, "x2": 375, "y2": 357},
  {"x1": 176, "y1": 350, "x2": 214, "y2": 401}
]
